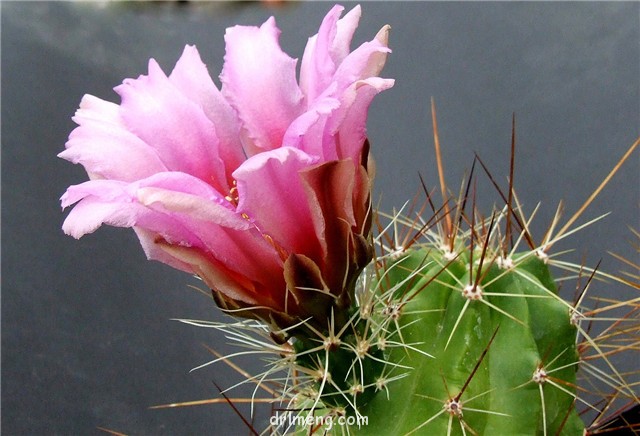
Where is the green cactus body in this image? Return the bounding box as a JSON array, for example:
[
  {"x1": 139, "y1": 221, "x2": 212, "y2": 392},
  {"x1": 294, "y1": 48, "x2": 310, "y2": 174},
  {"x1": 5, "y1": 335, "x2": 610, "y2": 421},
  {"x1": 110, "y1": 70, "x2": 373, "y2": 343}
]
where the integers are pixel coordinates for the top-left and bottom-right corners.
[
  {"x1": 358, "y1": 248, "x2": 583, "y2": 435},
  {"x1": 290, "y1": 245, "x2": 584, "y2": 435},
  {"x1": 261, "y1": 140, "x2": 639, "y2": 435}
]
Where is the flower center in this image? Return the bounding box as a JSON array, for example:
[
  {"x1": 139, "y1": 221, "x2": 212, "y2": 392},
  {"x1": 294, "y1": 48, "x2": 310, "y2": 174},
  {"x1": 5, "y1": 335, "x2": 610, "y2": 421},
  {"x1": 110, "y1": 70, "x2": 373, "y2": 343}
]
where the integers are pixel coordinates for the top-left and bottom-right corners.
[
  {"x1": 224, "y1": 180, "x2": 288, "y2": 262},
  {"x1": 225, "y1": 182, "x2": 239, "y2": 207}
]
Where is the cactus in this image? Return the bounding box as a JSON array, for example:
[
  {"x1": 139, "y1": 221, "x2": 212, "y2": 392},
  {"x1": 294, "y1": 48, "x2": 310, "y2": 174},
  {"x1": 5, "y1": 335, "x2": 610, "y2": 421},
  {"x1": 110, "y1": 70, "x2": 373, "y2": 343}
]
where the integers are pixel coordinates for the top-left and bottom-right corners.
[
  {"x1": 282, "y1": 213, "x2": 588, "y2": 435},
  {"x1": 57, "y1": 3, "x2": 638, "y2": 432},
  {"x1": 169, "y1": 123, "x2": 639, "y2": 436},
  {"x1": 357, "y1": 239, "x2": 585, "y2": 435}
]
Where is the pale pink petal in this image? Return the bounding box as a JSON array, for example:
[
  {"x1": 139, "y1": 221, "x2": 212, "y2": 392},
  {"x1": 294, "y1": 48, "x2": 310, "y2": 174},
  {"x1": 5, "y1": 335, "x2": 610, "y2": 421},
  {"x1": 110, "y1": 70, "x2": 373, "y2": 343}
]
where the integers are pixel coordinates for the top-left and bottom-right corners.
[
  {"x1": 62, "y1": 191, "x2": 137, "y2": 238},
  {"x1": 61, "y1": 179, "x2": 125, "y2": 209},
  {"x1": 299, "y1": 12, "x2": 393, "y2": 166},
  {"x1": 331, "y1": 5, "x2": 362, "y2": 67},
  {"x1": 60, "y1": 181, "x2": 199, "y2": 250},
  {"x1": 300, "y1": 5, "x2": 364, "y2": 103},
  {"x1": 61, "y1": 172, "x2": 231, "y2": 243},
  {"x1": 281, "y1": 95, "x2": 341, "y2": 160},
  {"x1": 233, "y1": 147, "x2": 322, "y2": 259},
  {"x1": 135, "y1": 228, "x2": 281, "y2": 308},
  {"x1": 59, "y1": 95, "x2": 167, "y2": 182},
  {"x1": 61, "y1": 177, "x2": 212, "y2": 246},
  {"x1": 115, "y1": 60, "x2": 229, "y2": 193},
  {"x1": 136, "y1": 188, "x2": 246, "y2": 229},
  {"x1": 155, "y1": 242, "x2": 261, "y2": 305},
  {"x1": 134, "y1": 227, "x2": 198, "y2": 274},
  {"x1": 137, "y1": 180, "x2": 285, "y2": 289},
  {"x1": 299, "y1": 5, "x2": 344, "y2": 103},
  {"x1": 330, "y1": 77, "x2": 395, "y2": 164},
  {"x1": 169, "y1": 45, "x2": 246, "y2": 179},
  {"x1": 330, "y1": 27, "x2": 392, "y2": 96},
  {"x1": 62, "y1": 172, "x2": 284, "y2": 289},
  {"x1": 220, "y1": 17, "x2": 304, "y2": 153}
]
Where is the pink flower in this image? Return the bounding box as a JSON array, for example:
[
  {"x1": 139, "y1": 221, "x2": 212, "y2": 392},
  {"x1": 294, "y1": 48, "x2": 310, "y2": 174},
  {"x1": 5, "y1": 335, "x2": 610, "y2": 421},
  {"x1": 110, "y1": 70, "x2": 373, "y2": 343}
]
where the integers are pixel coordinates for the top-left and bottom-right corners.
[{"x1": 59, "y1": 5, "x2": 393, "y2": 332}]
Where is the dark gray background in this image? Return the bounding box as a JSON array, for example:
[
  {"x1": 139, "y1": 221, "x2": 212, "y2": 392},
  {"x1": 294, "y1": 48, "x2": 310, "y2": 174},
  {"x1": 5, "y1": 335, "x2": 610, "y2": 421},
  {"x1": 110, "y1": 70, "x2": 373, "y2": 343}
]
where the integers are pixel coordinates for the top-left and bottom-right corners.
[{"x1": 3, "y1": 1, "x2": 638, "y2": 435}]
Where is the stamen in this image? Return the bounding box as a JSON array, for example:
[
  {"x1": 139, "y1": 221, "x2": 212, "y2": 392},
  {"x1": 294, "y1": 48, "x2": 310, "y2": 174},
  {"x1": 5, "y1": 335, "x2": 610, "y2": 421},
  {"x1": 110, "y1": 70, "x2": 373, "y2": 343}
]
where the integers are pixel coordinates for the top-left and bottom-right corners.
[
  {"x1": 225, "y1": 182, "x2": 239, "y2": 207},
  {"x1": 263, "y1": 234, "x2": 289, "y2": 262}
]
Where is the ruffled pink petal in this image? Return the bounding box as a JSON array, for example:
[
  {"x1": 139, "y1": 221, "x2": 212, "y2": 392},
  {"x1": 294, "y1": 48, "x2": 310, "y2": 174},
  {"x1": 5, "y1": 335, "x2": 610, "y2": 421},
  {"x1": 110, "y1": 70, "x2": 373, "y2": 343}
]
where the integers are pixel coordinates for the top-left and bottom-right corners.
[
  {"x1": 136, "y1": 182, "x2": 282, "y2": 292},
  {"x1": 61, "y1": 179, "x2": 200, "y2": 248},
  {"x1": 331, "y1": 5, "x2": 362, "y2": 68},
  {"x1": 141, "y1": 186, "x2": 284, "y2": 291},
  {"x1": 154, "y1": 241, "x2": 262, "y2": 305},
  {"x1": 298, "y1": 13, "x2": 393, "y2": 166},
  {"x1": 168, "y1": 45, "x2": 246, "y2": 180},
  {"x1": 61, "y1": 173, "x2": 231, "y2": 242},
  {"x1": 136, "y1": 177, "x2": 286, "y2": 284},
  {"x1": 330, "y1": 77, "x2": 395, "y2": 164},
  {"x1": 62, "y1": 172, "x2": 284, "y2": 290},
  {"x1": 134, "y1": 227, "x2": 199, "y2": 274},
  {"x1": 135, "y1": 227, "x2": 281, "y2": 307},
  {"x1": 233, "y1": 147, "x2": 322, "y2": 260},
  {"x1": 59, "y1": 95, "x2": 167, "y2": 182},
  {"x1": 329, "y1": 26, "x2": 392, "y2": 96},
  {"x1": 299, "y1": 5, "x2": 343, "y2": 103},
  {"x1": 220, "y1": 17, "x2": 304, "y2": 153},
  {"x1": 115, "y1": 60, "x2": 229, "y2": 193},
  {"x1": 300, "y1": 5, "x2": 362, "y2": 103},
  {"x1": 281, "y1": 95, "x2": 341, "y2": 161}
]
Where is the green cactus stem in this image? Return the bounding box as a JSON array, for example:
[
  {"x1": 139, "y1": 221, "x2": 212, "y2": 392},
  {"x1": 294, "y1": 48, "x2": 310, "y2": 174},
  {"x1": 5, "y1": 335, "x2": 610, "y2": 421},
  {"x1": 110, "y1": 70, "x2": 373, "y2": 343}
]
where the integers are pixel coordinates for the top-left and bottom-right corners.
[
  {"x1": 356, "y1": 247, "x2": 584, "y2": 435},
  {"x1": 165, "y1": 131, "x2": 638, "y2": 436},
  {"x1": 282, "y1": 135, "x2": 639, "y2": 434}
]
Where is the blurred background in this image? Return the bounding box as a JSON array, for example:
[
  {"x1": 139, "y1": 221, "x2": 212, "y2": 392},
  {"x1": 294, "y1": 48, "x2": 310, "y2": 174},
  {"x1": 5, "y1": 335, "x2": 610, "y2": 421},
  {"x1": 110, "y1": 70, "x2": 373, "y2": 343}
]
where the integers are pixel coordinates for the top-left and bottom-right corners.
[{"x1": 2, "y1": 1, "x2": 638, "y2": 434}]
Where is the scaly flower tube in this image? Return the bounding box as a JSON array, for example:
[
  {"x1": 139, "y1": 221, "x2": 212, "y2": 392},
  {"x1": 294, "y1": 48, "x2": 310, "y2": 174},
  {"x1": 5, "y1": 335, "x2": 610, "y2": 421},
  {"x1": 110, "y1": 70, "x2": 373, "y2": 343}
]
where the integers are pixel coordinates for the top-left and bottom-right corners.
[{"x1": 59, "y1": 4, "x2": 393, "y2": 333}]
